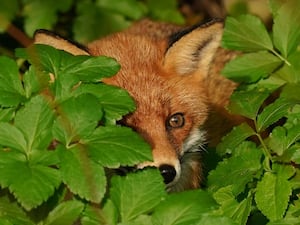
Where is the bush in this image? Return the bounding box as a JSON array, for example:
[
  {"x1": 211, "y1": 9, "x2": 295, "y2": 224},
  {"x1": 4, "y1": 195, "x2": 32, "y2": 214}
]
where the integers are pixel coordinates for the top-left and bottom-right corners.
[{"x1": 0, "y1": 0, "x2": 299, "y2": 224}]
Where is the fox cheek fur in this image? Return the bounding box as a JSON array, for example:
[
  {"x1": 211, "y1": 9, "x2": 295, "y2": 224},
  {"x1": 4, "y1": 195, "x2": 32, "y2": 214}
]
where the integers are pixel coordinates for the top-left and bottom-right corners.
[{"x1": 34, "y1": 19, "x2": 238, "y2": 192}]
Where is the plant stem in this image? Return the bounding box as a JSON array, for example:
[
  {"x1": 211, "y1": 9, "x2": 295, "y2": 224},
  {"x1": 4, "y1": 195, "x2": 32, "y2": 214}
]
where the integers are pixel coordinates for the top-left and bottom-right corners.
[{"x1": 270, "y1": 49, "x2": 291, "y2": 66}]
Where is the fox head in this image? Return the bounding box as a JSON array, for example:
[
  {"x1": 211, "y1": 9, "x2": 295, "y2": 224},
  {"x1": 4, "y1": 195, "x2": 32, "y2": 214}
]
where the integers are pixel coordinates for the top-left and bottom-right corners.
[{"x1": 34, "y1": 20, "x2": 224, "y2": 192}]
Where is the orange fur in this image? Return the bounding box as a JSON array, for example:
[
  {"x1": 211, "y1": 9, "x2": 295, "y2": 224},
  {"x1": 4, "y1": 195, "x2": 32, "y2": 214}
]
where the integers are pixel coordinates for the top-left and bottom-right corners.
[{"x1": 34, "y1": 19, "x2": 240, "y2": 191}]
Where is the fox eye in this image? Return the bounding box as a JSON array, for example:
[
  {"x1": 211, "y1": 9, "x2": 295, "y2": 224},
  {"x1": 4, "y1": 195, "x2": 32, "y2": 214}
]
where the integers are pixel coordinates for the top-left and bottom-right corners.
[{"x1": 167, "y1": 113, "x2": 185, "y2": 129}]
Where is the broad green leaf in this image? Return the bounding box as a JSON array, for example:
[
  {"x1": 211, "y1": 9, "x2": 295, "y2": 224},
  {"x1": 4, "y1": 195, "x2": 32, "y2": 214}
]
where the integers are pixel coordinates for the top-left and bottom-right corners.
[
  {"x1": 85, "y1": 126, "x2": 152, "y2": 168},
  {"x1": 147, "y1": 0, "x2": 184, "y2": 24},
  {"x1": 213, "y1": 186, "x2": 252, "y2": 225},
  {"x1": 42, "y1": 200, "x2": 84, "y2": 225},
  {"x1": 81, "y1": 202, "x2": 117, "y2": 225},
  {"x1": 208, "y1": 142, "x2": 262, "y2": 195},
  {"x1": 0, "y1": 122, "x2": 27, "y2": 153},
  {"x1": 0, "y1": 0, "x2": 19, "y2": 32},
  {"x1": 195, "y1": 214, "x2": 238, "y2": 225},
  {"x1": 0, "y1": 152, "x2": 60, "y2": 210},
  {"x1": 217, "y1": 123, "x2": 255, "y2": 155},
  {"x1": 152, "y1": 190, "x2": 216, "y2": 225},
  {"x1": 255, "y1": 171, "x2": 292, "y2": 221},
  {"x1": 273, "y1": 0, "x2": 300, "y2": 57},
  {"x1": 228, "y1": 89, "x2": 270, "y2": 119},
  {"x1": 0, "y1": 56, "x2": 25, "y2": 107},
  {"x1": 74, "y1": 84, "x2": 135, "y2": 124},
  {"x1": 222, "y1": 51, "x2": 282, "y2": 83},
  {"x1": 110, "y1": 169, "x2": 166, "y2": 222},
  {"x1": 23, "y1": 0, "x2": 73, "y2": 36},
  {"x1": 53, "y1": 94, "x2": 102, "y2": 145},
  {"x1": 14, "y1": 95, "x2": 54, "y2": 152},
  {"x1": 74, "y1": 2, "x2": 130, "y2": 42},
  {"x1": 222, "y1": 15, "x2": 273, "y2": 52},
  {"x1": 58, "y1": 145, "x2": 106, "y2": 203},
  {"x1": 256, "y1": 98, "x2": 295, "y2": 132},
  {"x1": 0, "y1": 195, "x2": 34, "y2": 225},
  {"x1": 96, "y1": 0, "x2": 147, "y2": 20},
  {"x1": 0, "y1": 107, "x2": 15, "y2": 122}
]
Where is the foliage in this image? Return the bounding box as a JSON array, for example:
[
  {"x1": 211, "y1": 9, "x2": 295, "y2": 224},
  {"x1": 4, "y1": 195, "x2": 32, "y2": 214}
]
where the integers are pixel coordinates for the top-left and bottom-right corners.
[{"x1": 0, "y1": 0, "x2": 299, "y2": 225}]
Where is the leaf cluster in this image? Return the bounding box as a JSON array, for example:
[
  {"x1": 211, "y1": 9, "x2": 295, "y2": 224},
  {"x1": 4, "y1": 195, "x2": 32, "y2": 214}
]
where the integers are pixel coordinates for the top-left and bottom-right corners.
[{"x1": 207, "y1": 0, "x2": 300, "y2": 224}]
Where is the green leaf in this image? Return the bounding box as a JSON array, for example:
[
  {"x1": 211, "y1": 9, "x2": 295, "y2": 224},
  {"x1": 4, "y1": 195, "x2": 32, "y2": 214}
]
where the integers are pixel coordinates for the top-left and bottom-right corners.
[
  {"x1": 23, "y1": 0, "x2": 73, "y2": 36},
  {"x1": 58, "y1": 145, "x2": 106, "y2": 203},
  {"x1": 213, "y1": 186, "x2": 252, "y2": 225},
  {"x1": 0, "y1": 151, "x2": 61, "y2": 210},
  {"x1": 0, "y1": 122, "x2": 27, "y2": 153},
  {"x1": 255, "y1": 171, "x2": 292, "y2": 221},
  {"x1": 0, "y1": 56, "x2": 25, "y2": 107},
  {"x1": 217, "y1": 123, "x2": 255, "y2": 155},
  {"x1": 81, "y1": 202, "x2": 117, "y2": 225},
  {"x1": 228, "y1": 88, "x2": 270, "y2": 119},
  {"x1": 273, "y1": 0, "x2": 300, "y2": 57},
  {"x1": 42, "y1": 200, "x2": 84, "y2": 225},
  {"x1": 152, "y1": 190, "x2": 217, "y2": 225},
  {"x1": 85, "y1": 126, "x2": 152, "y2": 168},
  {"x1": 96, "y1": 0, "x2": 147, "y2": 20},
  {"x1": 53, "y1": 94, "x2": 102, "y2": 145},
  {"x1": 222, "y1": 15, "x2": 273, "y2": 52},
  {"x1": 195, "y1": 214, "x2": 238, "y2": 225},
  {"x1": 0, "y1": 0, "x2": 19, "y2": 32},
  {"x1": 14, "y1": 95, "x2": 54, "y2": 152},
  {"x1": 256, "y1": 98, "x2": 295, "y2": 132},
  {"x1": 74, "y1": 84, "x2": 135, "y2": 124},
  {"x1": 0, "y1": 195, "x2": 35, "y2": 225},
  {"x1": 110, "y1": 169, "x2": 166, "y2": 222},
  {"x1": 222, "y1": 51, "x2": 282, "y2": 83},
  {"x1": 74, "y1": 2, "x2": 130, "y2": 42},
  {"x1": 0, "y1": 107, "x2": 15, "y2": 122},
  {"x1": 208, "y1": 142, "x2": 262, "y2": 195}
]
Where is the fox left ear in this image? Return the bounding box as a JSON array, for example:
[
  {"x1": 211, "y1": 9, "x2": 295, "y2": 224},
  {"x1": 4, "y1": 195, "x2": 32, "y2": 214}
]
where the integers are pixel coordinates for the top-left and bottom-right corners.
[{"x1": 163, "y1": 21, "x2": 223, "y2": 78}]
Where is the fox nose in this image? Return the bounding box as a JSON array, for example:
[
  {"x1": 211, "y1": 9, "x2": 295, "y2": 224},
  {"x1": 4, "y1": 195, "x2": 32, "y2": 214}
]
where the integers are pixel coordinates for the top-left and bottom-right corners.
[{"x1": 159, "y1": 164, "x2": 177, "y2": 184}]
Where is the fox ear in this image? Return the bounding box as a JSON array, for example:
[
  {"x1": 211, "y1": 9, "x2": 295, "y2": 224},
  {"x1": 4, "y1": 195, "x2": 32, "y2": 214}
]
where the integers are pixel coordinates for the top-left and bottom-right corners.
[
  {"x1": 163, "y1": 21, "x2": 223, "y2": 78},
  {"x1": 34, "y1": 30, "x2": 89, "y2": 56}
]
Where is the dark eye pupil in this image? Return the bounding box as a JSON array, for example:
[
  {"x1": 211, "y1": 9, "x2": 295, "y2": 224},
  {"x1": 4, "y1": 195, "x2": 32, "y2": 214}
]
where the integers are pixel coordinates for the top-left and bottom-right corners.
[{"x1": 168, "y1": 113, "x2": 184, "y2": 128}]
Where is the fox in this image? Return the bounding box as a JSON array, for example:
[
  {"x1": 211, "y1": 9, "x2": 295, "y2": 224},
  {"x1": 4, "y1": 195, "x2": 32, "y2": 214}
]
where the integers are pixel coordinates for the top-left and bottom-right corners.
[{"x1": 34, "y1": 19, "x2": 240, "y2": 192}]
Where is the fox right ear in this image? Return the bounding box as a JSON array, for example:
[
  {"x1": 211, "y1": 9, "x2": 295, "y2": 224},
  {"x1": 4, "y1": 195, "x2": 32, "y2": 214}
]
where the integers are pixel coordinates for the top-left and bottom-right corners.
[{"x1": 34, "y1": 30, "x2": 89, "y2": 56}]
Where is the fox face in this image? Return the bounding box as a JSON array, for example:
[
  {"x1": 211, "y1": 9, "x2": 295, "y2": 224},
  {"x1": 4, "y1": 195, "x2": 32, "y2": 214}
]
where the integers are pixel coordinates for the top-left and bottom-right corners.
[{"x1": 34, "y1": 19, "x2": 237, "y2": 192}]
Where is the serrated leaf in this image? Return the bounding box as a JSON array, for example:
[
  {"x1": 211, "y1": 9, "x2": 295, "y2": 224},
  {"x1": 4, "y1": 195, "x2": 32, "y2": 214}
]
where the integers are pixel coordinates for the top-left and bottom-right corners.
[
  {"x1": 255, "y1": 172, "x2": 292, "y2": 221},
  {"x1": 213, "y1": 186, "x2": 252, "y2": 225},
  {"x1": 0, "y1": 56, "x2": 25, "y2": 107},
  {"x1": 0, "y1": 151, "x2": 60, "y2": 210},
  {"x1": 228, "y1": 88, "x2": 270, "y2": 119},
  {"x1": 14, "y1": 95, "x2": 54, "y2": 152},
  {"x1": 256, "y1": 98, "x2": 294, "y2": 132},
  {"x1": 0, "y1": 195, "x2": 35, "y2": 225},
  {"x1": 152, "y1": 190, "x2": 216, "y2": 225},
  {"x1": 81, "y1": 202, "x2": 117, "y2": 225},
  {"x1": 74, "y1": 84, "x2": 135, "y2": 124},
  {"x1": 222, "y1": 15, "x2": 273, "y2": 52},
  {"x1": 209, "y1": 142, "x2": 262, "y2": 195},
  {"x1": 85, "y1": 126, "x2": 152, "y2": 168},
  {"x1": 222, "y1": 51, "x2": 282, "y2": 83},
  {"x1": 217, "y1": 123, "x2": 255, "y2": 155},
  {"x1": 58, "y1": 145, "x2": 106, "y2": 203},
  {"x1": 53, "y1": 94, "x2": 102, "y2": 145},
  {"x1": 42, "y1": 200, "x2": 84, "y2": 225},
  {"x1": 110, "y1": 169, "x2": 166, "y2": 222},
  {"x1": 273, "y1": 0, "x2": 300, "y2": 57},
  {"x1": 0, "y1": 122, "x2": 27, "y2": 153}
]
